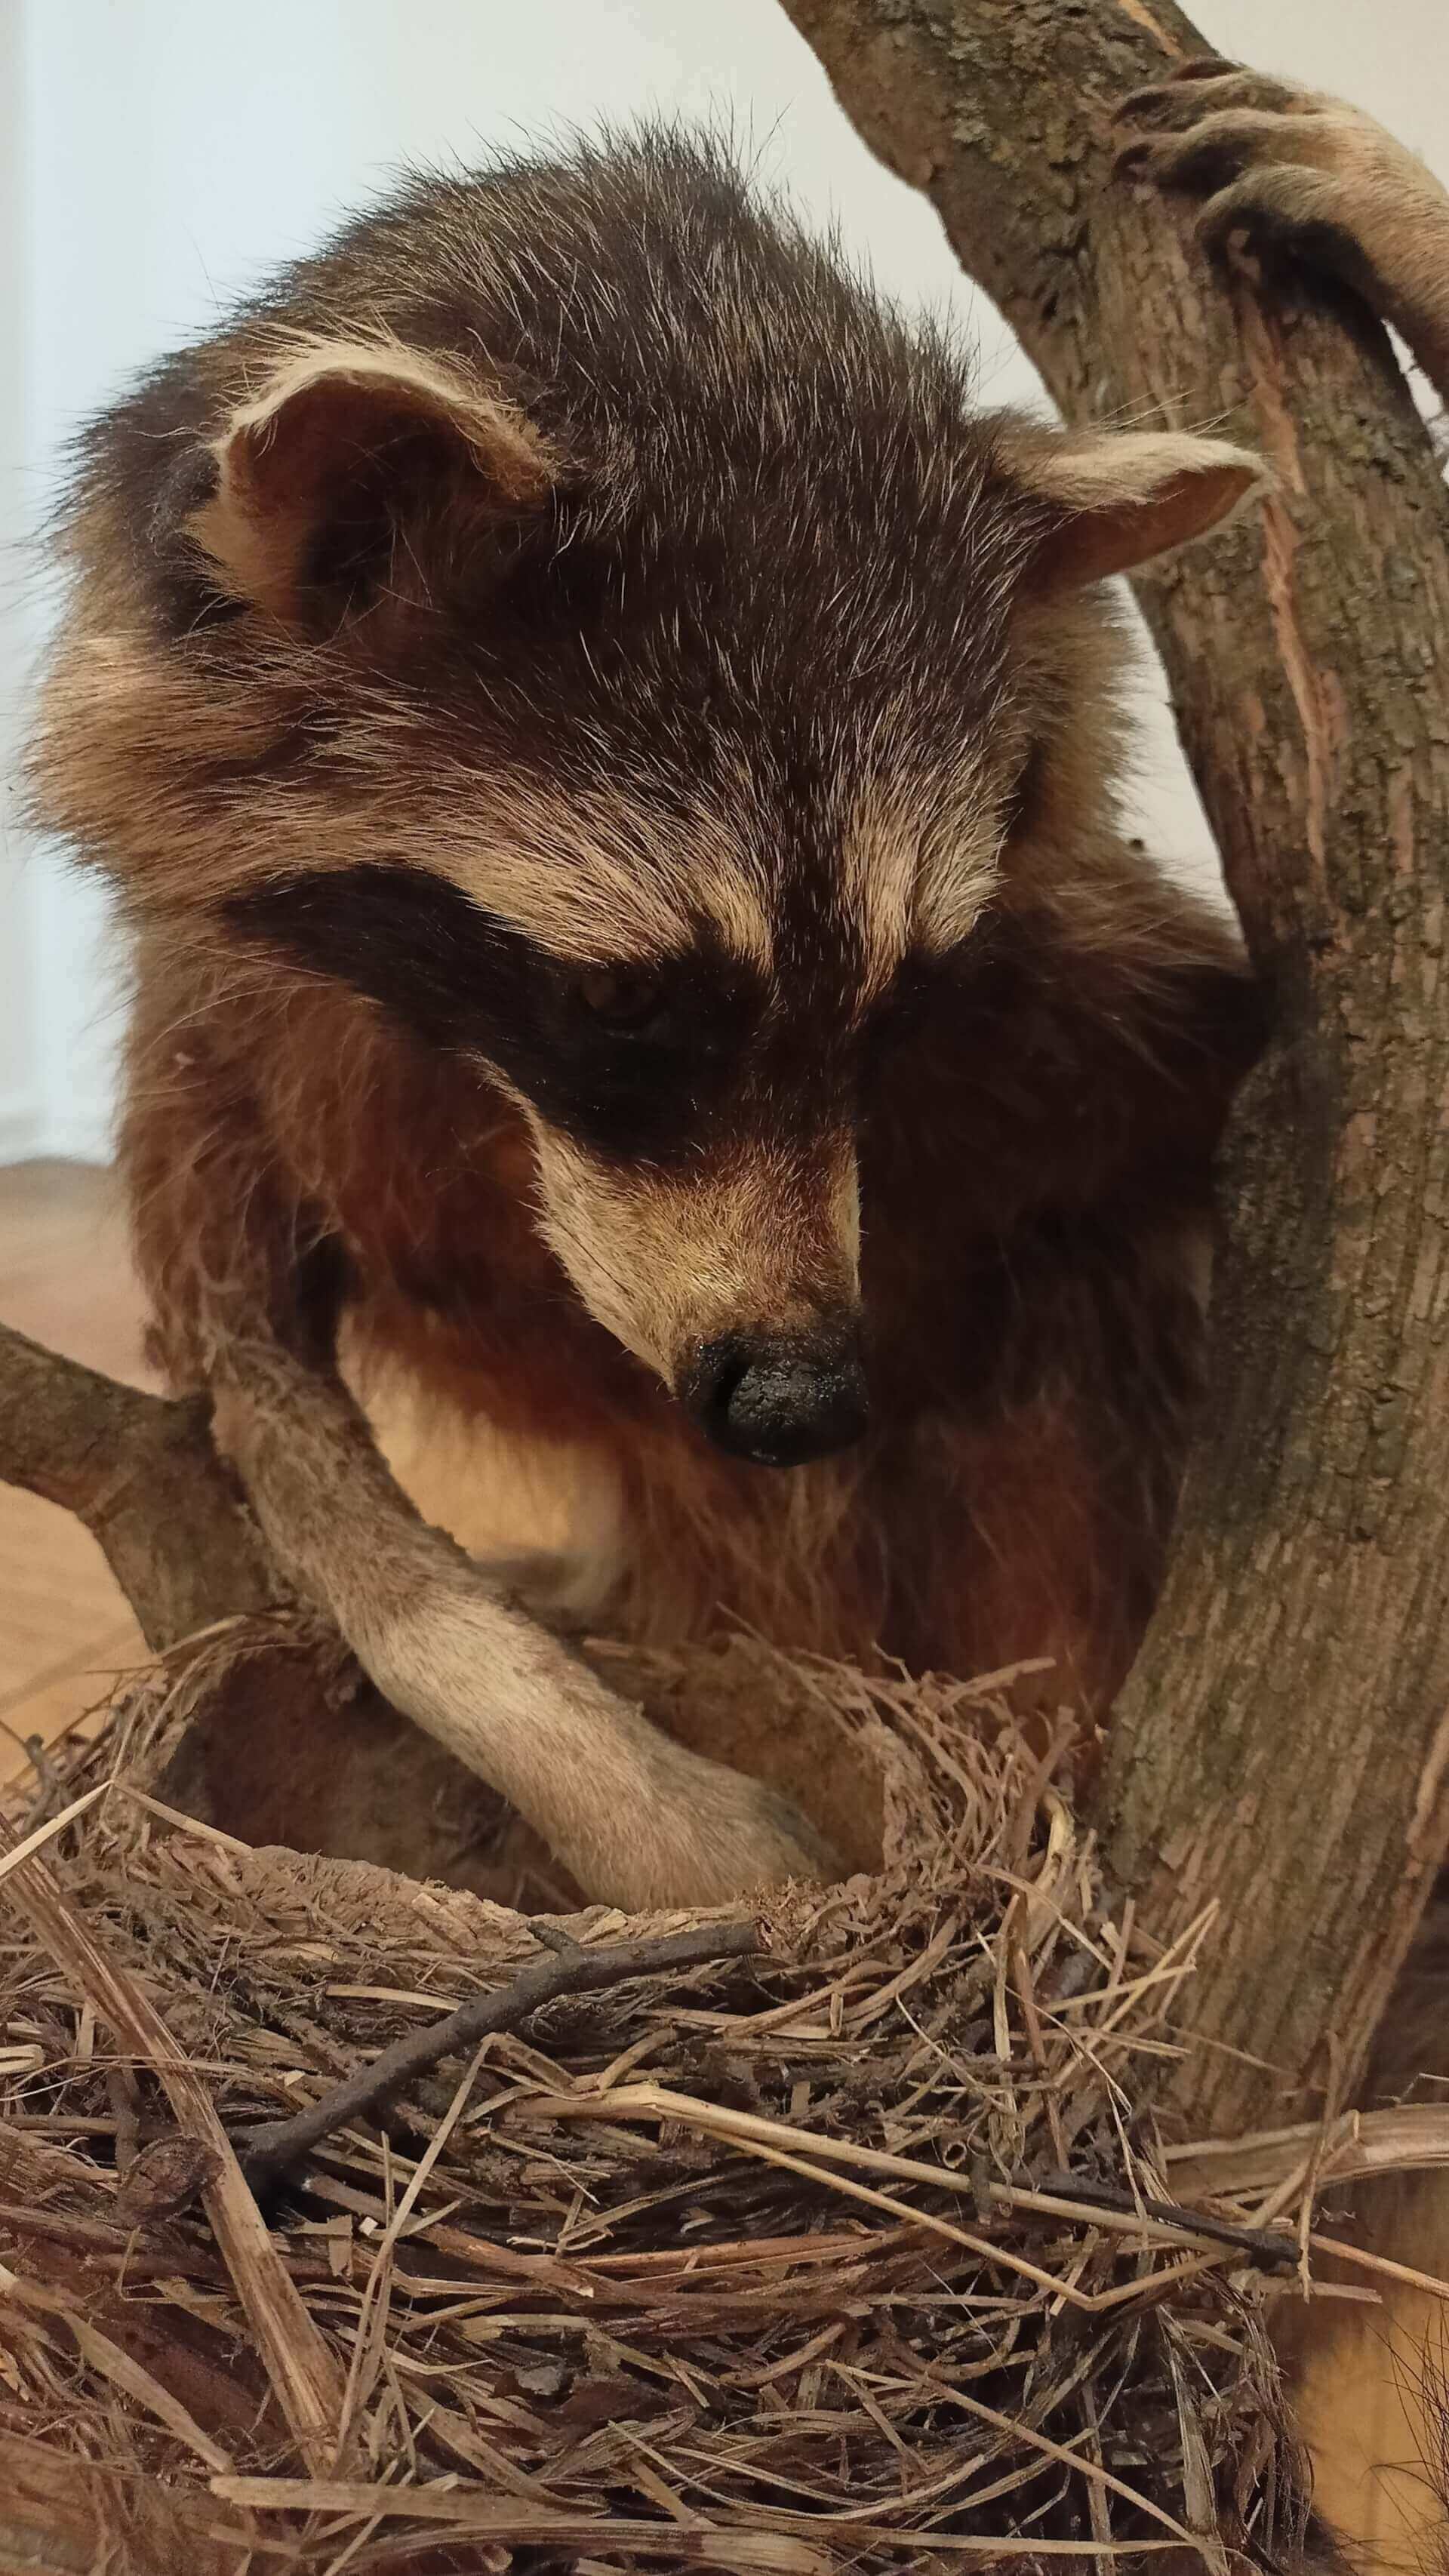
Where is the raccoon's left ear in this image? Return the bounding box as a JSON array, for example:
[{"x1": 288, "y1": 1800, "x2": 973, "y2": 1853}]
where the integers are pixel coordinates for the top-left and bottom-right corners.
[
  {"x1": 180, "y1": 339, "x2": 556, "y2": 629},
  {"x1": 1000, "y1": 425, "x2": 1266, "y2": 595}
]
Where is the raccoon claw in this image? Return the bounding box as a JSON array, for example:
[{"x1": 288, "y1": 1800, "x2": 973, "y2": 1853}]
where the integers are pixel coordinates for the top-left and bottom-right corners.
[
  {"x1": 1114, "y1": 112, "x2": 1330, "y2": 202},
  {"x1": 1192, "y1": 171, "x2": 1377, "y2": 300},
  {"x1": 1114, "y1": 65, "x2": 1392, "y2": 301},
  {"x1": 1114, "y1": 65, "x2": 1311, "y2": 135}
]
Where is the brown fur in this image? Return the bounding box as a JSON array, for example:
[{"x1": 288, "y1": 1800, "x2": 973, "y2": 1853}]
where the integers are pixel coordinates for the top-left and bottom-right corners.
[{"x1": 28, "y1": 128, "x2": 1271, "y2": 1902}]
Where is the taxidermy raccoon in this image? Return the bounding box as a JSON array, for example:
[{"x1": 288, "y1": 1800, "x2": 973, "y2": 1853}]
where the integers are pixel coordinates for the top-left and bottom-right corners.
[{"x1": 28, "y1": 130, "x2": 1266, "y2": 1907}]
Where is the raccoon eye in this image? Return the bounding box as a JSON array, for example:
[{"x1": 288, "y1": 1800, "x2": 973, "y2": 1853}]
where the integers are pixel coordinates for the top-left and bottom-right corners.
[{"x1": 571, "y1": 962, "x2": 669, "y2": 1035}]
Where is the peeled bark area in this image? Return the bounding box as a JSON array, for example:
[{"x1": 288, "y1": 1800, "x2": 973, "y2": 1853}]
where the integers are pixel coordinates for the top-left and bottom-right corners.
[{"x1": 783, "y1": 0, "x2": 1449, "y2": 2127}]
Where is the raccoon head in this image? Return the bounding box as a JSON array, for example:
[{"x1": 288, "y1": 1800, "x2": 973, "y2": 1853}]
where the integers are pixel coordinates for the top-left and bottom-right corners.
[{"x1": 61, "y1": 183, "x2": 1258, "y2": 1470}]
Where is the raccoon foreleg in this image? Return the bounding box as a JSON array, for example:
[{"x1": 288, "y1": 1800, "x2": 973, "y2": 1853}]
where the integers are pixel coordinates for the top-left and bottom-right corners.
[
  {"x1": 208, "y1": 1340, "x2": 833, "y2": 1907},
  {"x1": 1116, "y1": 63, "x2": 1449, "y2": 408}
]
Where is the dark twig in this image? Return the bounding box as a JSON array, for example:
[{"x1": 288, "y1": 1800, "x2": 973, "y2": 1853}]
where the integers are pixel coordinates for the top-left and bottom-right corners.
[
  {"x1": 104, "y1": 2063, "x2": 143, "y2": 2174},
  {"x1": 1041, "y1": 2170, "x2": 1296, "y2": 2270},
  {"x1": 529, "y1": 1917, "x2": 589, "y2": 1959},
  {"x1": 0, "y1": 1717, "x2": 71, "y2": 1828},
  {"x1": 235, "y1": 1915, "x2": 765, "y2": 2201}
]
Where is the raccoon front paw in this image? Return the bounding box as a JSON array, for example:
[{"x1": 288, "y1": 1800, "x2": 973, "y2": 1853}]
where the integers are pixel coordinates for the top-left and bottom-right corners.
[
  {"x1": 363, "y1": 1594, "x2": 838, "y2": 1910},
  {"x1": 1112, "y1": 60, "x2": 1404, "y2": 304},
  {"x1": 639, "y1": 1751, "x2": 840, "y2": 1911}
]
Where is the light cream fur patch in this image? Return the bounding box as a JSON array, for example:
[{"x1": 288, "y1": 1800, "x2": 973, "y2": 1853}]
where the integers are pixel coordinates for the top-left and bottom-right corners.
[
  {"x1": 529, "y1": 1125, "x2": 862, "y2": 1382},
  {"x1": 839, "y1": 770, "x2": 1001, "y2": 976},
  {"x1": 436, "y1": 774, "x2": 774, "y2": 971}
]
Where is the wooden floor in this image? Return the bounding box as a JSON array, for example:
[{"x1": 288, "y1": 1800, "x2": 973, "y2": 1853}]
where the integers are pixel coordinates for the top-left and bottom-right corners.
[
  {"x1": 0, "y1": 1158, "x2": 1445, "y2": 2564},
  {"x1": 0, "y1": 1159, "x2": 152, "y2": 1780}
]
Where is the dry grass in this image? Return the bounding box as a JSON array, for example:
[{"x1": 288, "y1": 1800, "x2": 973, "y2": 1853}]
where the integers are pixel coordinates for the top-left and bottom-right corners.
[{"x1": 1, "y1": 1620, "x2": 1439, "y2": 2573}]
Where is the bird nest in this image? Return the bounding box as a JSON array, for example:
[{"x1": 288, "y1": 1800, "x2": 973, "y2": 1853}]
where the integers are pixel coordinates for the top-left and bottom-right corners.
[{"x1": 0, "y1": 1616, "x2": 1321, "y2": 2574}]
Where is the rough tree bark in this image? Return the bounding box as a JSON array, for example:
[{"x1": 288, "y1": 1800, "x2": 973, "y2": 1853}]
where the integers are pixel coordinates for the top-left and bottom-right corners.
[
  {"x1": 0, "y1": 1322, "x2": 279, "y2": 1650},
  {"x1": 781, "y1": 0, "x2": 1449, "y2": 2126}
]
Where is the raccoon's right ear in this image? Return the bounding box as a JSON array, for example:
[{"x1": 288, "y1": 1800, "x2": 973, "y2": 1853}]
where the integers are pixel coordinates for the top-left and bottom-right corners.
[
  {"x1": 174, "y1": 339, "x2": 557, "y2": 629},
  {"x1": 998, "y1": 423, "x2": 1266, "y2": 595}
]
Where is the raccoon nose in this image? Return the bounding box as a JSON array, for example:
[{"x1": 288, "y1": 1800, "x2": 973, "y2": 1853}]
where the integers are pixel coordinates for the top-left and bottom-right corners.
[{"x1": 683, "y1": 1328, "x2": 869, "y2": 1468}]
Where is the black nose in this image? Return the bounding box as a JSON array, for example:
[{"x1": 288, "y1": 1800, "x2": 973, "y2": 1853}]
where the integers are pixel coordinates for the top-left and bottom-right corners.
[{"x1": 682, "y1": 1329, "x2": 869, "y2": 1468}]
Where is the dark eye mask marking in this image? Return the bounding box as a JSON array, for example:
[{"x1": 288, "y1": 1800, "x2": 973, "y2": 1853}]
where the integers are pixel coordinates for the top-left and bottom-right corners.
[
  {"x1": 226, "y1": 866, "x2": 519, "y2": 1051},
  {"x1": 222, "y1": 863, "x2": 756, "y2": 1157}
]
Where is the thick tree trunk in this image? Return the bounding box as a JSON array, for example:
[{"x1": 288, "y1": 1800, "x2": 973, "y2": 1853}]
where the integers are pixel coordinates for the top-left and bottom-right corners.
[{"x1": 782, "y1": 0, "x2": 1449, "y2": 2126}]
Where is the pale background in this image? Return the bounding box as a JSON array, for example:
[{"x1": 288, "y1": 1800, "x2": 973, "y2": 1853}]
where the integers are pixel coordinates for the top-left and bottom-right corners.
[{"x1": 1, "y1": 0, "x2": 1445, "y2": 1162}]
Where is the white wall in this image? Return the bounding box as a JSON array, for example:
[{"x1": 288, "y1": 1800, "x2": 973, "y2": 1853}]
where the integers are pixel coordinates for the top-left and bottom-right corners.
[
  {"x1": 2, "y1": 0, "x2": 1445, "y2": 1162},
  {"x1": 0, "y1": 0, "x2": 37, "y2": 1162}
]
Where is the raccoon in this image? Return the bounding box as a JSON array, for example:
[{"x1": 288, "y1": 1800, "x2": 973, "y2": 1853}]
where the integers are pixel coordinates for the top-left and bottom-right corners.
[{"x1": 27, "y1": 127, "x2": 1269, "y2": 1909}]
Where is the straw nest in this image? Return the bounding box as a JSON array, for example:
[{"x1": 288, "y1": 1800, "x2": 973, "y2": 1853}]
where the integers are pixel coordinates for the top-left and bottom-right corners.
[{"x1": 0, "y1": 1615, "x2": 1321, "y2": 2575}]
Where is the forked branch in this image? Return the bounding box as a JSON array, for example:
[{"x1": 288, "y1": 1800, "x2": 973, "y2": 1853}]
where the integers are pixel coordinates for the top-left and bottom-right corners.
[{"x1": 0, "y1": 1320, "x2": 280, "y2": 1649}]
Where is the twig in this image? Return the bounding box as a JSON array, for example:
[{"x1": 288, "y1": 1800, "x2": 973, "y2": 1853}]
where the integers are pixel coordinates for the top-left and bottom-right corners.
[
  {"x1": 0, "y1": 1716, "x2": 70, "y2": 1824},
  {"x1": 1032, "y1": 2170, "x2": 1297, "y2": 2270},
  {"x1": 0, "y1": 1784, "x2": 107, "y2": 1885},
  {"x1": 208, "y1": 2481, "x2": 830, "y2": 2569},
  {"x1": 208, "y1": 2477, "x2": 1205, "y2": 2556},
  {"x1": 1167, "y1": 2101, "x2": 1449, "y2": 2200},
  {"x1": 234, "y1": 1916, "x2": 764, "y2": 2200},
  {"x1": 518, "y1": 2082, "x2": 1300, "y2": 2276},
  {"x1": 104, "y1": 2062, "x2": 142, "y2": 2174},
  {"x1": 1310, "y1": 2232, "x2": 1449, "y2": 2304}
]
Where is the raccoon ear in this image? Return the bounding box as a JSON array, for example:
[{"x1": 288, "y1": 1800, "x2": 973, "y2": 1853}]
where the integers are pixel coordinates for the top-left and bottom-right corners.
[
  {"x1": 1002, "y1": 426, "x2": 1265, "y2": 594},
  {"x1": 182, "y1": 340, "x2": 556, "y2": 627}
]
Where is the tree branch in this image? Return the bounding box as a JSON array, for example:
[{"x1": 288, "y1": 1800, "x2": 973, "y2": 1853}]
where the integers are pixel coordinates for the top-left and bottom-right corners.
[
  {"x1": 0, "y1": 1321, "x2": 281, "y2": 1649},
  {"x1": 782, "y1": 0, "x2": 1449, "y2": 2125}
]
